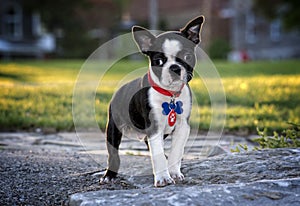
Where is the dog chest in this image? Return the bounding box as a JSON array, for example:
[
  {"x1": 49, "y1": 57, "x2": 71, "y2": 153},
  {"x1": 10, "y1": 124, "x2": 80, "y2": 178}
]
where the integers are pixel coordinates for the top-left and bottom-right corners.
[{"x1": 148, "y1": 85, "x2": 191, "y2": 132}]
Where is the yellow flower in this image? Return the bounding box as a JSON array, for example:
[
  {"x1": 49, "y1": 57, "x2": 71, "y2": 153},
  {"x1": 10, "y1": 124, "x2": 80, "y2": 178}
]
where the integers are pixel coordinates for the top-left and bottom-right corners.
[{"x1": 240, "y1": 83, "x2": 248, "y2": 90}]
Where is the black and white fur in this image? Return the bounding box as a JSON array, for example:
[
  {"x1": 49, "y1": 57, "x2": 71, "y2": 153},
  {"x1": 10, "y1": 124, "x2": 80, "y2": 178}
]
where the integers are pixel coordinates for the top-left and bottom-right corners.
[{"x1": 101, "y1": 16, "x2": 204, "y2": 187}]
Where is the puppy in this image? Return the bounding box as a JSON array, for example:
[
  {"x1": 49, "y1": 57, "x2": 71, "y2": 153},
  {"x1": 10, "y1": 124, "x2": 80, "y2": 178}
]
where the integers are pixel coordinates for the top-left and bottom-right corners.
[{"x1": 101, "y1": 16, "x2": 204, "y2": 187}]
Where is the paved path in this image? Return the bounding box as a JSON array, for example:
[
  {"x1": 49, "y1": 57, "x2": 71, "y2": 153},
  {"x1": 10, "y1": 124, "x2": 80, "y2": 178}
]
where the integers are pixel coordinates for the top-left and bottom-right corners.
[
  {"x1": 0, "y1": 131, "x2": 257, "y2": 157},
  {"x1": 0, "y1": 132, "x2": 259, "y2": 205}
]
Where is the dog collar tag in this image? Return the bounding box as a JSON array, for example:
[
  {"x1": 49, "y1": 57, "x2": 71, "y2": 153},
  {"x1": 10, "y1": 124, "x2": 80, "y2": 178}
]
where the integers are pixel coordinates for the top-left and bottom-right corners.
[
  {"x1": 162, "y1": 100, "x2": 183, "y2": 126},
  {"x1": 168, "y1": 110, "x2": 176, "y2": 127}
]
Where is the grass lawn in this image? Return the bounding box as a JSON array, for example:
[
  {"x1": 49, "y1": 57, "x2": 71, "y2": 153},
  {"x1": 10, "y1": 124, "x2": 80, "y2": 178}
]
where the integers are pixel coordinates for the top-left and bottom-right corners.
[{"x1": 0, "y1": 59, "x2": 299, "y2": 134}]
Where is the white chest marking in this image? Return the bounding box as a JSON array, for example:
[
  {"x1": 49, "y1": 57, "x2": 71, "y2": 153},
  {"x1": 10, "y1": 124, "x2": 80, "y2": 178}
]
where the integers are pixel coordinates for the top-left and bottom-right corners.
[{"x1": 148, "y1": 85, "x2": 191, "y2": 134}]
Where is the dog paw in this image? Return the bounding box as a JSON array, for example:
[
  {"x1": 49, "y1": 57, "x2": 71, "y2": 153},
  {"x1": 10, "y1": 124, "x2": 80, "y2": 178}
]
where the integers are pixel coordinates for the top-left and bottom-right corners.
[
  {"x1": 100, "y1": 176, "x2": 116, "y2": 184},
  {"x1": 170, "y1": 171, "x2": 185, "y2": 182},
  {"x1": 154, "y1": 173, "x2": 175, "y2": 187},
  {"x1": 100, "y1": 170, "x2": 117, "y2": 184}
]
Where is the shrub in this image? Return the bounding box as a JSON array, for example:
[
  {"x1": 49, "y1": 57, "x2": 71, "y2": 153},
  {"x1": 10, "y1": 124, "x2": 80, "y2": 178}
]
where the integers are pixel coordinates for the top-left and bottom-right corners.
[
  {"x1": 231, "y1": 122, "x2": 300, "y2": 152},
  {"x1": 208, "y1": 38, "x2": 231, "y2": 59},
  {"x1": 254, "y1": 123, "x2": 300, "y2": 149}
]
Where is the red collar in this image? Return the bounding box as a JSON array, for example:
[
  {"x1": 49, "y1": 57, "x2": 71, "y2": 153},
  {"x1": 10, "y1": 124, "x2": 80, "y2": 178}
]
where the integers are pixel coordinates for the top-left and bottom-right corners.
[{"x1": 147, "y1": 71, "x2": 184, "y2": 97}]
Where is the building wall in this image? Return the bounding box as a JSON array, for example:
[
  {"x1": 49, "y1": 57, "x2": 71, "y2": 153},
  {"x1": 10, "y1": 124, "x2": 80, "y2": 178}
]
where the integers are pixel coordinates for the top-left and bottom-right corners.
[
  {"x1": 128, "y1": 0, "x2": 231, "y2": 51},
  {"x1": 230, "y1": 0, "x2": 300, "y2": 60},
  {"x1": 127, "y1": 0, "x2": 300, "y2": 60},
  {"x1": 0, "y1": 0, "x2": 55, "y2": 58}
]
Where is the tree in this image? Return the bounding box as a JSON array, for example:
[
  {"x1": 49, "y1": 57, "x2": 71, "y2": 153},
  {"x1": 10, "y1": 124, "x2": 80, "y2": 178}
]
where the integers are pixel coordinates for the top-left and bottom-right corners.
[
  {"x1": 23, "y1": 0, "x2": 93, "y2": 57},
  {"x1": 23, "y1": 0, "x2": 121, "y2": 58},
  {"x1": 23, "y1": 0, "x2": 89, "y2": 32},
  {"x1": 253, "y1": 0, "x2": 300, "y2": 30}
]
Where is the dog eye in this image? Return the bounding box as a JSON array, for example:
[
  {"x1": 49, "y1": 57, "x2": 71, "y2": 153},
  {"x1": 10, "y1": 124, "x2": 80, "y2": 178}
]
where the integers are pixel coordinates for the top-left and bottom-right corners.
[
  {"x1": 154, "y1": 58, "x2": 164, "y2": 66},
  {"x1": 184, "y1": 54, "x2": 193, "y2": 62},
  {"x1": 157, "y1": 59, "x2": 164, "y2": 66}
]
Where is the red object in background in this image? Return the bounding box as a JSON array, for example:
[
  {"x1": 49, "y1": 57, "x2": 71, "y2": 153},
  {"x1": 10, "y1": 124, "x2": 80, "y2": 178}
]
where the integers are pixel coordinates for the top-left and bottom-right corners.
[{"x1": 241, "y1": 50, "x2": 250, "y2": 63}]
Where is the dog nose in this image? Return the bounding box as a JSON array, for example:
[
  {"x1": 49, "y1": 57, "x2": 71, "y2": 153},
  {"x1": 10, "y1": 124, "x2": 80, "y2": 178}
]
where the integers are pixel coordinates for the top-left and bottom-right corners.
[{"x1": 169, "y1": 64, "x2": 181, "y2": 75}]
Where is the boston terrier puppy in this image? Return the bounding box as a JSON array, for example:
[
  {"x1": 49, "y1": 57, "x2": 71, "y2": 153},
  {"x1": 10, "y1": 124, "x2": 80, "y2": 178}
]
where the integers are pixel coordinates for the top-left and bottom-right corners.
[{"x1": 101, "y1": 16, "x2": 204, "y2": 187}]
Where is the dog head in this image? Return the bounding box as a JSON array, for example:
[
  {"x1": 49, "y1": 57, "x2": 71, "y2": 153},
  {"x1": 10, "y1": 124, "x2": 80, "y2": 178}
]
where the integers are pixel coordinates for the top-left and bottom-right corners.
[{"x1": 132, "y1": 16, "x2": 204, "y2": 91}]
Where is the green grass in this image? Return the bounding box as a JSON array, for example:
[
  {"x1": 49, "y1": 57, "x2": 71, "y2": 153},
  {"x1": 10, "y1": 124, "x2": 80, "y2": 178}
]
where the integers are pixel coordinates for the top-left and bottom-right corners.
[{"x1": 0, "y1": 59, "x2": 299, "y2": 134}]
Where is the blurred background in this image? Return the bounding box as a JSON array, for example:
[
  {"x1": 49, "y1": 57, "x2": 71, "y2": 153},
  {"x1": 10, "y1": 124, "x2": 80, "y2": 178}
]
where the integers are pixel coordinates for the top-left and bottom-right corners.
[{"x1": 0, "y1": 0, "x2": 299, "y2": 60}]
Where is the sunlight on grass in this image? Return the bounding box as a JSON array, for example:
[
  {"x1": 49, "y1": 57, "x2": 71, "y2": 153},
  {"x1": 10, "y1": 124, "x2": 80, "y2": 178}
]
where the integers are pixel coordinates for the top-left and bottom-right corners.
[{"x1": 0, "y1": 59, "x2": 299, "y2": 133}]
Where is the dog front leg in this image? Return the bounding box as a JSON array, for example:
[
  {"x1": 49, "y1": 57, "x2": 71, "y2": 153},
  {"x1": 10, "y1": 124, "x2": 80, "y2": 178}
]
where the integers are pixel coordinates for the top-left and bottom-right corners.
[
  {"x1": 168, "y1": 119, "x2": 190, "y2": 182},
  {"x1": 148, "y1": 133, "x2": 175, "y2": 187}
]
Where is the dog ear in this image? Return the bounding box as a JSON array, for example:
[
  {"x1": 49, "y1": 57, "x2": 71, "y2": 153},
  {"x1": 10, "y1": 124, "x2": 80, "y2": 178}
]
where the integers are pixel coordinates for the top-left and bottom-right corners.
[
  {"x1": 180, "y1": 16, "x2": 205, "y2": 45},
  {"x1": 132, "y1": 26, "x2": 155, "y2": 55}
]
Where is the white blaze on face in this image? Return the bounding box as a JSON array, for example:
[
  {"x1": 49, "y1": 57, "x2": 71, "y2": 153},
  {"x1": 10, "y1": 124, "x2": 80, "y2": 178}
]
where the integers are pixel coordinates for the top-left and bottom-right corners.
[
  {"x1": 162, "y1": 39, "x2": 182, "y2": 58},
  {"x1": 161, "y1": 39, "x2": 185, "y2": 90}
]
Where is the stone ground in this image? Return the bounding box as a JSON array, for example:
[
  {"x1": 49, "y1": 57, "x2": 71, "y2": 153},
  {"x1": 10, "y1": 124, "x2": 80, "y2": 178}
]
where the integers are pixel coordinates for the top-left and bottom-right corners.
[{"x1": 0, "y1": 132, "x2": 299, "y2": 205}]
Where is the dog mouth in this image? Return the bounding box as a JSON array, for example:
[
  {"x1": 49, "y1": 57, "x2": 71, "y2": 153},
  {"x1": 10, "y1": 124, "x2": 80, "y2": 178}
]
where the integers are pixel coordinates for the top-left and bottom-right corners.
[
  {"x1": 161, "y1": 71, "x2": 187, "y2": 90},
  {"x1": 151, "y1": 64, "x2": 188, "y2": 90}
]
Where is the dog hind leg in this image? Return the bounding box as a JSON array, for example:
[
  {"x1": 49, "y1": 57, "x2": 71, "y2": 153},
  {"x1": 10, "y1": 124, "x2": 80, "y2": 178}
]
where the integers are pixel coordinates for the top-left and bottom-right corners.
[{"x1": 101, "y1": 106, "x2": 122, "y2": 183}]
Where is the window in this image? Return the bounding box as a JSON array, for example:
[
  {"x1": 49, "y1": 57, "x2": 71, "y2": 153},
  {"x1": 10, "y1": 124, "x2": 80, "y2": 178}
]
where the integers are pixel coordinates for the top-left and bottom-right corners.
[
  {"x1": 245, "y1": 11, "x2": 256, "y2": 44},
  {"x1": 32, "y1": 12, "x2": 42, "y2": 37},
  {"x1": 270, "y1": 19, "x2": 281, "y2": 42},
  {"x1": 2, "y1": 2, "x2": 23, "y2": 39}
]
